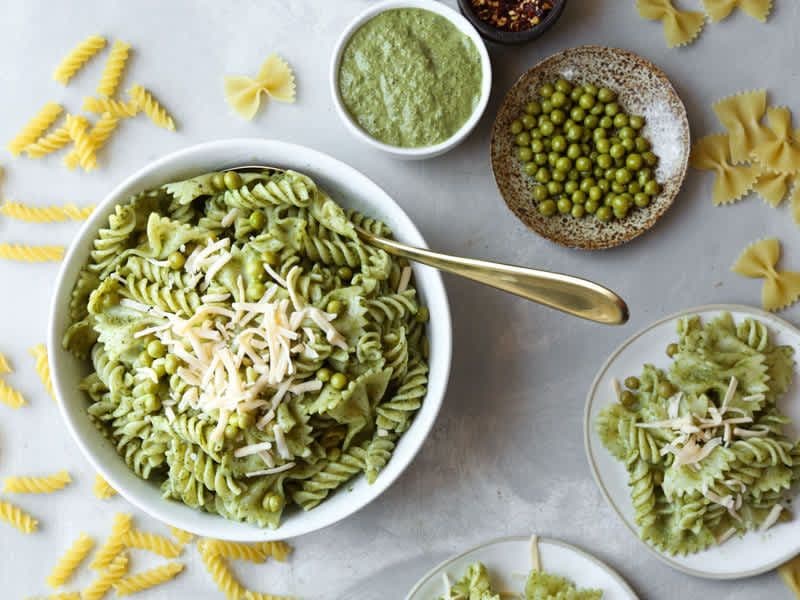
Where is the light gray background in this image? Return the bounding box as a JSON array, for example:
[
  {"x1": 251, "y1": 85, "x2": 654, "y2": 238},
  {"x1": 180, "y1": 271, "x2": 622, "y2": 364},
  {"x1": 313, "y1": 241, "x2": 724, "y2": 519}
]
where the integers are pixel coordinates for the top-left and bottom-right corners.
[{"x1": 0, "y1": 0, "x2": 794, "y2": 598}]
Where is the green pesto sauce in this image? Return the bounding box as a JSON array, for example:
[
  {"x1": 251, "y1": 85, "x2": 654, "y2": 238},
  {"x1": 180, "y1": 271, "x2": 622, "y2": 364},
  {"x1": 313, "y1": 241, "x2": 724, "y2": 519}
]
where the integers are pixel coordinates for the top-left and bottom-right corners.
[{"x1": 338, "y1": 8, "x2": 483, "y2": 148}]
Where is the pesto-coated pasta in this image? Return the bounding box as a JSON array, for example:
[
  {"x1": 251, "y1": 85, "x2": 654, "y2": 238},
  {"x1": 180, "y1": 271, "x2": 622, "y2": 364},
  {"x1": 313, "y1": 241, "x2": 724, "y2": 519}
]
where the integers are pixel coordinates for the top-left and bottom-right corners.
[{"x1": 64, "y1": 168, "x2": 430, "y2": 528}]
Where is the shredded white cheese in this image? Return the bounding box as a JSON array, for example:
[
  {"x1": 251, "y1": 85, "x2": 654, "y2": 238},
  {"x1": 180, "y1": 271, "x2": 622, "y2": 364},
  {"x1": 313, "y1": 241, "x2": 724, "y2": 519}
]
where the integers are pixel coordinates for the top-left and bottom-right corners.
[
  {"x1": 234, "y1": 441, "x2": 273, "y2": 458},
  {"x1": 759, "y1": 504, "x2": 784, "y2": 532},
  {"x1": 245, "y1": 462, "x2": 296, "y2": 478}
]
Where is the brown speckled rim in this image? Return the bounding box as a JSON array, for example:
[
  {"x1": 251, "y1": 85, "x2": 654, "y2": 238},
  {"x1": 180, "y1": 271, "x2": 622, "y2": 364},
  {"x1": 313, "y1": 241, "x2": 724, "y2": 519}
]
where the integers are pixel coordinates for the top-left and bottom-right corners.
[{"x1": 491, "y1": 46, "x2": 691, "y2": 250}]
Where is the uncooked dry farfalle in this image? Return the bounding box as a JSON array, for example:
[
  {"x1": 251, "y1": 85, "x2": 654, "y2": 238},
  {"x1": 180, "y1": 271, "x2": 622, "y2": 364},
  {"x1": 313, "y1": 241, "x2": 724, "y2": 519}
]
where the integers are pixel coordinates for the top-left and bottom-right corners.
[
  {"x1": 753, "y1": 170, "x2": 794, "y2": 207},
  {"x1": 751, "y1": 107, "x2": 800, "y2": 174},
  {"x1": 690, "y1": 133, "x2": 761, "y2": 205},
  {"x1": 732, "y1": 238, "x2": 800, "y2": 311},
  {"x1": 712, "y1": 90, "x2": 769, "y2": 163},
  {"x1": 224, "y1": 54, "x2": 296, "y2": 120},
  {"x1": 636, "y1": 0, "x2": 705, "y2": 48},
  {"x1": 702, "y1": 0, "x2": 773, "y2": 23}
]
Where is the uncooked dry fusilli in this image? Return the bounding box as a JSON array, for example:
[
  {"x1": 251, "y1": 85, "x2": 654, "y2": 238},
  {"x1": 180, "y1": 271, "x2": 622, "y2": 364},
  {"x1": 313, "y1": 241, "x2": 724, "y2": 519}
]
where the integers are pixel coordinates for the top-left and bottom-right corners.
[
  {"x1": 200, "y1": 539, "x2": 268, "y2": 563},
  {"x1": 129, "y1": 84, "x2": 175, "y2": 130},
  {"x1": 82, "y1": 551, "x2": 128, "y2": 600},
  {"x1": 64, "y1": 114, "x2": 96, "y2": 171},
  {"x1": 6, "y1": 102, "x2": 63, "y2": 156},
  {"x1": 0, "y1": 201, "x2": 94, "y2": 222},
  {"x1": 25, "y1": 124, "x2": 71, "y2": 158},
  {"x1": 83, "y1": 96, "x2": 139, "y2": 118},
  {"x1": 199, "y1": 548, "x2": 248, "y2": 600},
  {"x1": 0, "y1": 243, "x2": 64, "y2": 262},
  {"x1": 46, "y1": 532, "x2": 94, "y2": 588},
  {"x1": 257, "y1": 541, "x2": 293, "y2": 562},
  {"x1": 0, "y1": 378, "x2": 26, "y2": 409},
  {"x1": 122, "y1": 529, "x2": 182, "y2": 558},
  {"x1": 30, "y1": 344, "x2": 55, "y2": 400},
  {"x1": 97, "y1": 40, "x2": 131, "y2": 97},
  {"x1": 90, "y1": 513, "x2": 132, "y2": 570},
  {"x1": 112, "y1": 561, "x2": 184, "y2": 596},
  {"x1": 0, "y1": 499, "x2": 38, "y2": 533},
  {"x1": 3, "y1": 470, "x2": 70, "y2": 494},
  {"x1": 169, "y1": 526, "x2": 193, "y2": 545},
  {"x1": 92, "y1": 474, "x2": 117, "y2": 499},
  {"x1": 0, "y1": 351, "x2": 10, "y2": 374},
  {"x1": 53, "y1": 35, "x2": 106, "y2": 85},
  {"x1": 65, "y1": 113, "x2": 119, "y2": 170}
]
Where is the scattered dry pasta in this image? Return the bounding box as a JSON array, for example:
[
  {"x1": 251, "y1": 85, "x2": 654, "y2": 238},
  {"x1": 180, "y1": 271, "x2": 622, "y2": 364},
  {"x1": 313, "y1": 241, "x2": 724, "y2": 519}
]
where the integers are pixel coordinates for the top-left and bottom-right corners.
[
  {"x1": 64, "y1": 114, "x2": 96, "y2": 171},
  {"x1": 753, "y1": 170, "x2": 794, "y2": 207},
  {"x1": 3, "y1": 470, "x2": 70, "y2": 494},
  {"x1": 92, "y1": 474, "x2": 117, "y2": 500},
  {"x1": 25, "y1": 125, "x2": 72, "y2": 158},
  {"x1": 168, "y1": 526, "x2": 193, "y2": 545},
  {"x1": 113, "y1": 562, "x2": 184, "y2": 596},
  {"x1": 0, "y1": 243, "x2": 64, "y2": 262},
  {"x1": 257, "y1": 541, "x2": 293, "y2": 562},
  {"x1": 0, "y1": 201, "x2": 94, "y2": 222},
  {"x1": 90, "y1": 513, "x2": 132, "y2": 570},
  {"x1": 224, "y1": 54, "x2": 296, "y2": 120},
  {"x1": 46, "y1": 533, "x2": 94, "y2": 588},
  {"x1": 752, "y1": 107, "x2": 800, "y2": 174},
  {"x1": 200, "y1": 548, "x2": 248, "y2": 600},
  {"x1": 82, "y1": 96, "x2": 139, "y2": 118},
  {"x1": 690, "y1": 134, "x2": 760, "y2": 204},
  {"x1": 65, "y1": 113, "x2": 119, "y2": 170},
  {"x1": 82, "y1": 551, "x2": 128, "y2": 600},
  {"x1": 712, "y1": 90, "x2": 769, "y2": 163},
  {"x1": 0, "y1": 351, "x2": 10, "y2": 374},
  {"x1": 636, "y1": 0, "x2": 704, "y2": 48},
  {"x1": 53, "y1": 35, "x2": 106, "y2": 85},
  {"x1": 97, "y1": 40, "x2": 131, "y2": 98},
  {"x1": 780, "y1": 554, "x2": 800, "y2": 597},
  {"x1": 702, "y1": 0, "x2": 773, "y2": 22},
  {"x1": 6, "y1": 102, "x2": 63, "y2": 156},
  {"x1": 201, "y1": 539, "x2": 269, "y2": 563},
  {"x1": 732, "y1": 238, "x2": 800, "y2": 311},
  {"x1": 0, "y1": 378, "x2": 26, "y2": 409},
  {"x1": 0, "y1": 499, "x2": 38, "y2": 533},
  {"x1": 129, "y1": 84, "x2": 176, "y2": 130},
  {"x1": 122, "y1": 529, "x2": 182, "y2": 558},
  {"x1": 30, "y1": 344, "x2": 55, "y2": 400}
]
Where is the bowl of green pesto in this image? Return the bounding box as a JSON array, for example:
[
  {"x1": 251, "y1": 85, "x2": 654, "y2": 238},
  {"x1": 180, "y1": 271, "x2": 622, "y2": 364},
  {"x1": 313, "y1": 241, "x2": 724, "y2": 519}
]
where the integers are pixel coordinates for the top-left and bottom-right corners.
[{"x1": 331, "y1": 0, "x2": 492, "y2": 159}]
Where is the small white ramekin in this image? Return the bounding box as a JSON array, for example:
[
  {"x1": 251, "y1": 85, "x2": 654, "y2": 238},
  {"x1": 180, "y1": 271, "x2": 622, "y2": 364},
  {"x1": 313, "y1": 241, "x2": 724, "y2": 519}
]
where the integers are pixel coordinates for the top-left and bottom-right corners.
[{"x1": 330, "y1": 0, "x2": 493, "y2": 160}]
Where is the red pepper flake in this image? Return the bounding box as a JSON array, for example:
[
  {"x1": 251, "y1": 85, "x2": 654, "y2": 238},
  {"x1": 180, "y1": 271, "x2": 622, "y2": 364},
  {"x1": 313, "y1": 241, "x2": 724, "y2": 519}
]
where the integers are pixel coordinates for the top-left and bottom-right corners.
[{"x1": 469, "y1": 0, "x2": 554, "y2": 32}]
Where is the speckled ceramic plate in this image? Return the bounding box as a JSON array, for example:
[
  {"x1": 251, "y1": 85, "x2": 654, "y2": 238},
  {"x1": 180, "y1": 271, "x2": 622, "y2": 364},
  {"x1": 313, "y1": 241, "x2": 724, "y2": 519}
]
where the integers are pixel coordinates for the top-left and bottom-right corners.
[{"x1": 491, "y1": 46, "x2": 690, "y2": 250}]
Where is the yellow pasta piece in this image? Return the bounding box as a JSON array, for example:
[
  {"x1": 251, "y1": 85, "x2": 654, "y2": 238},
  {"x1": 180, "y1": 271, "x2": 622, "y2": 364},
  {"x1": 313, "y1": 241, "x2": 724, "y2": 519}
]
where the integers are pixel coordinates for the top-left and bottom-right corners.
[
  {"x1": 792, "y1": 184, "x2": 800, "y2": 226},
  {"x1": 752, "y1": 107, "x2": 800, "y2": 174},
  {"x1": 201, "y1": 539, "x2": 268, "y2": 563},
  {"x1": 0, "y1": 351, "x2": 11, "y2": 374},
  {"x1": 90, "y1": 513, "x2": 132, "y2": 570},
  {"x1": 200, "y1": 548, "x2": 248, "y2": 600},
  {"x1": 0, "y1": 243, "x2": 64, "y2": 262},
  {"x1": 702, "y1": 0, "x2": 773, "y2": 22},
  {"x1": 122, "y1": 529, "x2": 182, "y2": 558},
  {"x1": 46, "y1": 533, "x2": 94, "y2": 588},
  {"x1": 83, "y1": 96, "x2": 139, "y2": 118},
  {"x1": 0, "y1": 499, "x2": 38, "y2": 533},
  {"x1": 25, "y1": 124, "x2": 71, "y2": 158},
  {"x1": 256, "y1": 541, "x2": 293, "y2": 562},
  {"x1": 6, "y1": 102, "x2": 63, "y2": 156},
  {"x1": 29, "y1": 344, "x2": 55, "y2": 400},
  {"x1": 4, "y1": 470, "x2": 70, "y2": 494},
  {"x1": 712, "y1": 90, "x2": 769, "y2": 163},
  {"x1": 168, "y1": 526, "x2": 193, "y2": 545},
  {"x1": 690, "y1": 134, "x2": 760, "y2": 205},
  {"x1": 96, "y1": 40, "x2": 131, "y2": 98},
  {"x1": 244, "y1": 592, "x2": 294, "y2": 600},
  {"x1": 0, "y1": 201, "x2": 94, "y2": 223},
  {"x1": 64, "y1": 112, "x2": 120, "y2": 170},
  {"x1": 732, "y1": 238, "x2": 800, "y2": 311},
  {"x1": 129, "y1": 84, "x2": 176, "y2": 131},
  {"x1": 779, "y1": 554, "x2": 800, "y2": 597},
  {"x1": 224, "y1": 54, "x2": 296, "y2": 120},
  {"x1": 53, "y1": 35, "x2": 106, "y2": 85},
  {"x1": 0, "y1": 378, "x2": 26, "y2": 409},
  {"x1": 82, "y1": 551, "x2": 128, "y2": 600},
  {"x1": 64, "y1": 114, "x2": 96, "y2": 172},
  {"x1": 753, "y1": 170, "x2": 793, "y2": 207},
  {"x1": 636, "y1": 0, "x2": 704, "y2": 48},
  {"x1": 113, "y1": 561, "x2": 184, "y2": 596},
  {"x1": 92, "y1": 474, "x2": 117, "y2": 500}
]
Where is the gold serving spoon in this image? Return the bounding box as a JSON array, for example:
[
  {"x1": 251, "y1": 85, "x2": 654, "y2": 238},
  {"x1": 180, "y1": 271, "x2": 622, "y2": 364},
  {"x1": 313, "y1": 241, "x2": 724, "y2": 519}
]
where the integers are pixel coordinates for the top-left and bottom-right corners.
[{"x1": 232, "y1": 166, "x2": 629, "y2": 325}]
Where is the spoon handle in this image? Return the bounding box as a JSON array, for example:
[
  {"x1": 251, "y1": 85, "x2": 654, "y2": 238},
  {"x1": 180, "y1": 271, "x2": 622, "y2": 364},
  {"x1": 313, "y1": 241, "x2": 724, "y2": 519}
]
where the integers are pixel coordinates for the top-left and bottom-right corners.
[{"x1": 359, "y1": 229, "x2": 629, "y2": 325}]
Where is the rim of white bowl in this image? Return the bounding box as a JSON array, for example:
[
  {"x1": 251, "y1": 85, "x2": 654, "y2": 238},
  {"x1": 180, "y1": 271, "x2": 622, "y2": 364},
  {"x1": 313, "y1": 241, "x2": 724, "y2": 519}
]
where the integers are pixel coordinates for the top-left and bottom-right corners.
[
  {"x1": 329, "y1": 0, "x2": 493, "y2": 159},
  {"x1": 49, "y1": 139, "x2": 452, "y2": 541},
  {"x1": 583, "y1": 303, "x2": 800, "y2": 579}
]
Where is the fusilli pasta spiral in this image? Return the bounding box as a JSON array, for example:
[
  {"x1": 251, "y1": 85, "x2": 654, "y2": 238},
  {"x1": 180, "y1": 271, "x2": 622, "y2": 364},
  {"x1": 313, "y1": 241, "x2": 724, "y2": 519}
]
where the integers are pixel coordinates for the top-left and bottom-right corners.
[
  {"x1": 0, "y1": 201, "x2": 94, "y2": 222},
  {"x1": 65, "y1": 114, "x2": 96, "y2": 171},
  {"x1": 97, "y1": 40, "x2": 131, "y2": 97},
  {"x1": 65, "y1": 113, "x2": 119, "y2": 170},
  {"x1": 25, "y1": 125, "x2": 71, "y2": 158},
  {"x1": 30, "y1": 344, "x2": 55, "y2": 400},
  {"x1": 129, "y1": 84, "x2": 176, "y2": 130},
  {"x1": 90, "y1": 513, "x2": 132, "y2": 570},
  {"x1": 169, "y1": 526, "x2": 194, "y2": 545},
  {"x1": 46, "y1": 532, "x2": 94, "y2": 588},
  {"x1": 93, "y1": 474, "x2": 117, "y2": 499},
  {"x1": 0, "y1": 243, "x2": 64, "y2": 262},
  {"x1": 122, "y1": 529, "x2": 182, "y2": 558},
  {"x1": 0, "y1": 351, "x2": 10, "y2": 374},
  {"x1": 83, "y1": 96, "x2": 139, "y2": 118},
  {"x1": 53, "y1": 35, "x2": 106, "y2": 85},
  {"x1": 3, "y1": 470, "x2": 70, "y2": 494},
  {"x1": 0, "y1": 378, "x2": 26, "y2": 409},
  {"x1": 0, "y1": 499, "x2": 38, "y2": 533},
  {"x1": 200, "y1": 548, "x2": 248, "y2": 600},
  {"x1": 82, "y1": 551, "x2": 128, "y2": 600},
  {"x1": 200, "y1": 539, "x2": 269, "y2": 563},
  {"x1": 6, "y1": 102, "x2": 63, "y2": 155},
  {"x1": 113, "y1": 561, "x2": 184, "y2": 596}
]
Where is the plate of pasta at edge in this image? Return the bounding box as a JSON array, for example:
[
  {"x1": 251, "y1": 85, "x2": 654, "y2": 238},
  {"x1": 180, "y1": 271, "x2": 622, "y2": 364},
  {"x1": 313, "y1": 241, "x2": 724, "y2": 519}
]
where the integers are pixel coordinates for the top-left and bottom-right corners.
[
  {"x1": 48, "y1": 139, "x2": 453, "y2": 541},
  {"x1": 585, "y1": 304, "x2": 800, "y2": 579}
]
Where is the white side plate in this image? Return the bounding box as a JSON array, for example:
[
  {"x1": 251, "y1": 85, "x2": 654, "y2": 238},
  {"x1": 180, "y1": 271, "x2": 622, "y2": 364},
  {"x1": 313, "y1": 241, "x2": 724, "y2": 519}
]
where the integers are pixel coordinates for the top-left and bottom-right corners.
[
  {"x1": 406, "y1": 536, "x2": 638, "y2": 599},
  {"x1": 584, "y1": 304, "x2": 800, "y2": 579}
]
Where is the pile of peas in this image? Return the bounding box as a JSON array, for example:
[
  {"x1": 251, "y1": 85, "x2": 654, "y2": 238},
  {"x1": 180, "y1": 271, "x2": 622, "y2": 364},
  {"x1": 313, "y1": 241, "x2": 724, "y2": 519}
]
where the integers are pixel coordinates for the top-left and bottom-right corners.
[{"x1": 510, "y1": 78, "x2": 662, "y2": 222}]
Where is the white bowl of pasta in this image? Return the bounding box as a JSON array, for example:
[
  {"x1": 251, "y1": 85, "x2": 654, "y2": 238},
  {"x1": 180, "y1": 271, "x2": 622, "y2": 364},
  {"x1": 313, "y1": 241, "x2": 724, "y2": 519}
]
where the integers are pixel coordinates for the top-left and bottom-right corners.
[{"x1": 48, "y1": 139, "x2": 452, "y2": 541}]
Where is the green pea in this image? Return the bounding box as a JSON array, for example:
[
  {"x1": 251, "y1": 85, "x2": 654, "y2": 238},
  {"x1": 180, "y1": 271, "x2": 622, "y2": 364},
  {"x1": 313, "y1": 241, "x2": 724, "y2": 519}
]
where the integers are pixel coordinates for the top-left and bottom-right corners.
[
  {"x1": 598, "y1": 179, "x2": 610, "y2": 192},
  {"x1": 147, "y1": 340, "x2": 166, "y2": 359},
  {"x1": 522, "y1": 114, "x2": 536, "y2": 129},
  {"x1": 168, "y1": 251, "x2": 185, "y2": 270},
  {"x1": 585, "y1": 199, "x2": 599, "y2": 214},
  {"x1": 567, "y1": 143, "x2": 582, "y2": 160},
  {"x1": 547, "y1": 181, "x2": 564, "y2": 196},
  {"x1": 567, "y1": 169, "x2": 580, "y2": 182},
  {"x1": 594, "y1": 166, "x2": 605, "y2": 179},
  {"x1": 612, "y1": 194, "x2": 632, "y2": 212},
  {"x1": 550, "y1": 136, "x2": 566, "y2": 153},
  {"x1": 582, "y1": 83, "x2": 598, "y2": 96},
  {"x1": 162, "y1": 355, "x2": 179, "y2": 377},
  {"x1": 632, "y1": 193, "x2": 648, "y2": 208},
  {"x1": 622, "y1": 138, "x2": 635, "y2": 152},
  {"x1": 611, "y1": 181, "x2": 626, "y2": 194},
  {"x1": 595, "y1": 138, "x2": 611, "y2": 154},
  {"x1": 541, "y1": 99, "x2": 554, "y2": 114},
  {"x1": 571, "y1": 204, "x2": 585, "y2": 218},
  {"x1": 635, "y1": 137, "x2": 651, "y2": 152},
  {"x1": 326, "y1": 299, "x2": 342, "y2": 315},
  {"x1": 540, "y1": 121, "x2": 555, "y2": 136},
  {"x1": 249, "y1": 210, "x2": 266, "y2": 230},
  {"x1": 628, "y1": 181, "x2": 641, "y2": 195},
  {"x1": 599, "y1": 116, "x2": 613, "y2": 129},
  {"x1": 265, "y1": 492, "x2": 284, "y2": 512},
  {"x1": 223, "y1": 171, "x2": 243, "y2": 190},
  {"x1": 557, "y1": 197, "x2": 573, "y2": 214},
  {"x1": 552, "y1": 109, "x2": 568, "y2": 125},
  {"x1": 239, "y1": 412, "x2": 255, "y2": 429},
  {"x1": 535, "y1": 168, "x2": 551, "y2": 184},
  {"x1": 565, "y1": 181, "x2": 579, "y2": 195},
  {"x1": 658, "y1": 381, "x2": 675, "y2": 398},
  {"x1": 337, "y1": 266, "x2": 353, "y2": 281},
  {"x1": 515, "y1": 132, "x2": 531, "y2": 146},
  {"x1": 605, "y1": 102, "x2": 620, "y2": 117},
  {"x1": 625, "y1": 154, "x2": 642, "y2": 171},
  {"x1": 540, "y1": 83, "x2": 555, "y2": 98},
  {"x1": 630, "y1": 115, "x2": 645, "y2": 130},
  {"x1": 519, "y1": 147, "x2": 533, "y2": 162},
  {"x1": 585, "y1": 187, "x2": 601, "y2": 202},
  {"x1": 531, "y1": 185, "x2": 549, "y2": 202},
  {"x1": 620, "y1": 390, "x2": 637, "y2": 409},
  {"x1": 144, "y1": 394, "x2": 161, "y2": 412},
  {"x1": 584, "y1": 114, "x2": 599, "y2": 129},
  {"x1": 596, "y1": 206, "x2": 613, "y2": 222},
  {"x1": 580, "y1": 178, "x2": 595, "y2": 192},
  {"x1": 331, "y1": 373, "x2": 348, "y2": 390},
  {"x1": 224, "y1": 424, "x2": 239, "y2": 440},
  {"x1": 247, "y1": 282, "x2": 266, "y2": 300},
  {"x1": 534, "y1": 152, "x2": 548, "y2": 166},
  {"x1": 548, "y1": 152, "x2": 560, "y2": 167},
  {"x1": 211, "y1": 172, "x2": 226, "y2": 191},
  {"x1": 579, "y1": 94, "x2": 596, "y2": 110},
  {"x1": 138, "y1": 351, "x2": 153, "y2": 367},
  {"x1": 531, "y1": 139, "x2": 545, "y2": 153},
  {"x1": 525, "y1": 101, "x2": 542, "y2": 115},
  {"x1": 566, "y1": 126, "x2": 584, "y2": 142},
  {"x1": 615, "y1": 169, "x2": 632, "y2": 185},
  {"x1": 317, "y1": 367, "x2": 332, "y2": 382},
  {"x1": 510, "y1": 120, "x2": 524, "y2": 135},
  {"x1": 605, "y1": 168, "x2": 617, "y2": 182},
  {"x1": 570, "y1": 87, "x2": 582, "y2": 102},
  {"x1": 597, "y1": 87, "x2": 616, "y2": 103},
  {"x1": 625, "y1": 376, "x2": 640, "y2": 390},
  {"x1": 551, "y1": 91, "x2": 568, "y2": 108},
  {"x1": 524, "y1": 162, "x2": 537, "y2": 176},
  {"x1": 572, "y1": 190, "x2": 587, "y2": 205},
  {"x1": 538, "y1": 199, "x2": 557, "y2": 216},
  {"x1": 590, "y1": 104, "x2": 605, "y2": 116},
  {"x1": 570, "y1": 107, "x2": 586, "y2": 122},
  {"x1": 613, "y1": 207, "x2": 628, "y2": 220},
  {"x1": 644, "y1": 151, "x2": 659, "y2": 167},
  {"x1": 619, "y1": 126, "x2": 636, "y2": 141},
  {"x1": 613, "y1": 113, "x2": 629, "y2": 129},
  {"x1": 575, "y1": 156, "x2": 592, "y2": 172},
  {"x1": 644, "y1": 180, "x2": 661, "y2": 196},
  {"x1": 609, "y1": 144, "x2": 625, "y2": 159},
  {"x1": 555, "y1": 78, "x2": 573, "y2": 94},
  {"x1": 555, "y1": 157, "x2": 572, "y2": 172},
  {"x1": 638, "y1": 168, "x2": 653, "y2": 186},
  {"x1": 416, "y1": 306, "x2": 430, "y2": 323}
]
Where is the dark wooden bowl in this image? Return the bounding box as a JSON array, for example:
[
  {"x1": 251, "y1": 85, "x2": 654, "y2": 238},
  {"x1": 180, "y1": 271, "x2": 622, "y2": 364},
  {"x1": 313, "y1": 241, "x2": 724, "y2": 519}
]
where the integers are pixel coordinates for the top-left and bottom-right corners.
[{"x1": 457, "y1": 0, "x2": 567, "y2": 45}]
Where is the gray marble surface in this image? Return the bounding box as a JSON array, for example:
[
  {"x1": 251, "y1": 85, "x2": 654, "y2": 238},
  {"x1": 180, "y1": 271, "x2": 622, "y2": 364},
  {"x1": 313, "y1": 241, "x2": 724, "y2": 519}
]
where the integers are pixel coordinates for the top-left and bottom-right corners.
[{"x1": 0, "y1": 0, "x2": 796, "y2": 598}]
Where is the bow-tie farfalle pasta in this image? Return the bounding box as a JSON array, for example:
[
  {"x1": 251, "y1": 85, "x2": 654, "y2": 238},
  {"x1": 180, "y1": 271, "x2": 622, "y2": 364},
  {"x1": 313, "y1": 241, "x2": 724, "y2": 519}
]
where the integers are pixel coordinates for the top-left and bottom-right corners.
[
  {"x1": 702, "y1": 0, "x2": 773, "y2": 22},
  {"x1": 751, "y1": 107, "x2": 800, "y2": 174},
  {"x1": 712, "y1": 90, "x2": 768, "y2": 163},
  {"x1": 636, "y1": 0, "x2": 705, "y2": 48},
  {"x1": 753, "y1": 170, "x2": 794, "y2": 207},
  {"x1": 690, "y1": 134, "x2": 761, "y2": 205},
  {"x1": 224, "y1": 54, "x2": 296, "y2": 120},
  {"x1": 732, "y1": 238, "x2": 800, "y2": 311}
]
